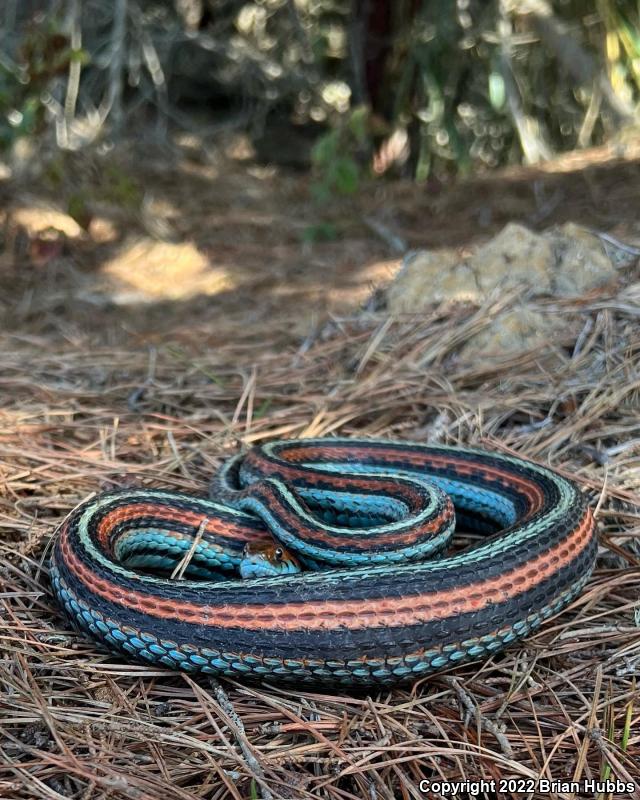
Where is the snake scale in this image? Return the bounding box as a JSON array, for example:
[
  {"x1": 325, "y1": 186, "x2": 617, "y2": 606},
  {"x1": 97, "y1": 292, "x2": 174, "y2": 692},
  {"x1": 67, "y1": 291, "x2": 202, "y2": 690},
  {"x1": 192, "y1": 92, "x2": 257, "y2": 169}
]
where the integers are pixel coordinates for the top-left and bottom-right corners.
[{"x1": 50, "y1": 438, "x2": 597, "y2": 686}]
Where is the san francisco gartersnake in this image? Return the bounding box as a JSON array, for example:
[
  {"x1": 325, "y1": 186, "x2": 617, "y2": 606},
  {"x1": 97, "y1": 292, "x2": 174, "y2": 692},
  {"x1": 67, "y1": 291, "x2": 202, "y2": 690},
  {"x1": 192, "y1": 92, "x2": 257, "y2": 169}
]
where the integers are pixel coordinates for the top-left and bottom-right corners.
[{"x1": 50, "y1": 438, "x2": 597, "y2": 685}]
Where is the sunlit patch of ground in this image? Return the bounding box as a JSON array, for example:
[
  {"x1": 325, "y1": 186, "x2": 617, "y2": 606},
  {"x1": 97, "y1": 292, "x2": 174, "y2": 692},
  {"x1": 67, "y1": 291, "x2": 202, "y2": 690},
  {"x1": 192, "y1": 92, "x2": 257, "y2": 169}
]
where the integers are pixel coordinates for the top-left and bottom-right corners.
[
  {"x1": 10, "y1": 206, "x2": 84, "y2": 238},
  {"x1": 99, "y1": 239, "x2": 235, "y2": 305}
]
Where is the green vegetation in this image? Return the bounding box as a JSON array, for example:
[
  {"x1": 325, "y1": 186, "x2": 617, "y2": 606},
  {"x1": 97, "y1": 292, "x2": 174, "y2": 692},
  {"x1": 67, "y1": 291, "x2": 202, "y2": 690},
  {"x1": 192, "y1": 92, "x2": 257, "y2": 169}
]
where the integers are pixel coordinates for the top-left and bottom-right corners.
[{"x1": 0, "y1": 0, "x2": 638, "y2": 181}]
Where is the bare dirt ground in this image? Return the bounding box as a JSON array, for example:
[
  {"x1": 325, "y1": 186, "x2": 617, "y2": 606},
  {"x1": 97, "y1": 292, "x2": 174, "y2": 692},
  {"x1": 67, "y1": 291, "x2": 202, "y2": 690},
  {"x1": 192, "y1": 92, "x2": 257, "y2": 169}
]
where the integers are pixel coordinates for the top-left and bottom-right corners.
[
  {"x1": 1, "y1": 140, "x2": 639, "y2": 799},
  {"x1": 2, "y1": 137, "x2": 640, "y2": 347}
]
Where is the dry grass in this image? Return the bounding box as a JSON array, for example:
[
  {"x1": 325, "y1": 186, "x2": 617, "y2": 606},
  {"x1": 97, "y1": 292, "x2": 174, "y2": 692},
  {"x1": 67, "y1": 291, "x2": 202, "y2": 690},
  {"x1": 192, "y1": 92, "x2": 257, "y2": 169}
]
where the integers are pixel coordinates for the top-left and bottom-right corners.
[
  {"x1": 1, "y1": 147, "x2": 640, "y2": 799},
  {"x1": 2, "y1": 286, "x2": 640, "y2": 800}
]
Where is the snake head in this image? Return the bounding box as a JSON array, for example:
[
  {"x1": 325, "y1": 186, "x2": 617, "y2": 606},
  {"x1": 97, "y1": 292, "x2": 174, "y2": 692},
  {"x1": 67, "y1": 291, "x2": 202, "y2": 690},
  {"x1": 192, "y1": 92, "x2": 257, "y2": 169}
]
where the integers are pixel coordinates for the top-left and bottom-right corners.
[{"x1": 239, "y1": 540, "x2": 302, "y2": 579}]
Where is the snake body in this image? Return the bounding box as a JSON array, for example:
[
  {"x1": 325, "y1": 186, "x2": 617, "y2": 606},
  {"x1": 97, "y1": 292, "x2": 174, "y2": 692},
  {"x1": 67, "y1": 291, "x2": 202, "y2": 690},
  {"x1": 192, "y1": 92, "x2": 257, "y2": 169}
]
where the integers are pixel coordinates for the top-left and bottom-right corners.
[{"x1": 50, "y1": 439, "x2": 597, "y2": 686}]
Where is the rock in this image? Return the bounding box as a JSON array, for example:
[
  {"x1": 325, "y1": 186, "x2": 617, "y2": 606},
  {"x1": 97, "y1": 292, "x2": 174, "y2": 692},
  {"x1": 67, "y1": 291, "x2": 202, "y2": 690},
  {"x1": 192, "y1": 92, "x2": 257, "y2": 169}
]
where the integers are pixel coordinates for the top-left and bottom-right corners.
[
  {"x1": 384, "y1": 220, "x2": 622, "y2": 357},
  {"x1": 470, "y1": 223, "x2": 553, "y2": 297},
  {"x1": 460, "y1": 305, "x2": 566, "y2": 358},
  {"x1": 552, "y1": 223, "x2": 618, "y2": 295},
  {"x1": 385, "y1": 249, "x2": 478, "y2": 312},
  {"x1": 386, "y1": 222, "x2": 619, "y2": 315}
]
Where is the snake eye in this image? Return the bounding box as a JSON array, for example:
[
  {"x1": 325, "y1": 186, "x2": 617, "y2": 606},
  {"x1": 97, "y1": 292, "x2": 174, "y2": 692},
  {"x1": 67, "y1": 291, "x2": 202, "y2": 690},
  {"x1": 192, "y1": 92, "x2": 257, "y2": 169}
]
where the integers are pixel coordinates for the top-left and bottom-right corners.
[{"x1": 274, "y1": 547, "x2": 283, "y2": 561}]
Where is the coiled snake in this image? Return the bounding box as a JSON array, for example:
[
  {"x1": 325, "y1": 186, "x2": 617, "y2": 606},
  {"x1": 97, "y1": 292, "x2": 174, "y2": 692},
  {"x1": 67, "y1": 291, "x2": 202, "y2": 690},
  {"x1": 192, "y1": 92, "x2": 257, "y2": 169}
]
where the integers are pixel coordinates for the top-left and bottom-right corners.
[{"x1": 51, "y1": 438, "x2": 596, "y2": 686}]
